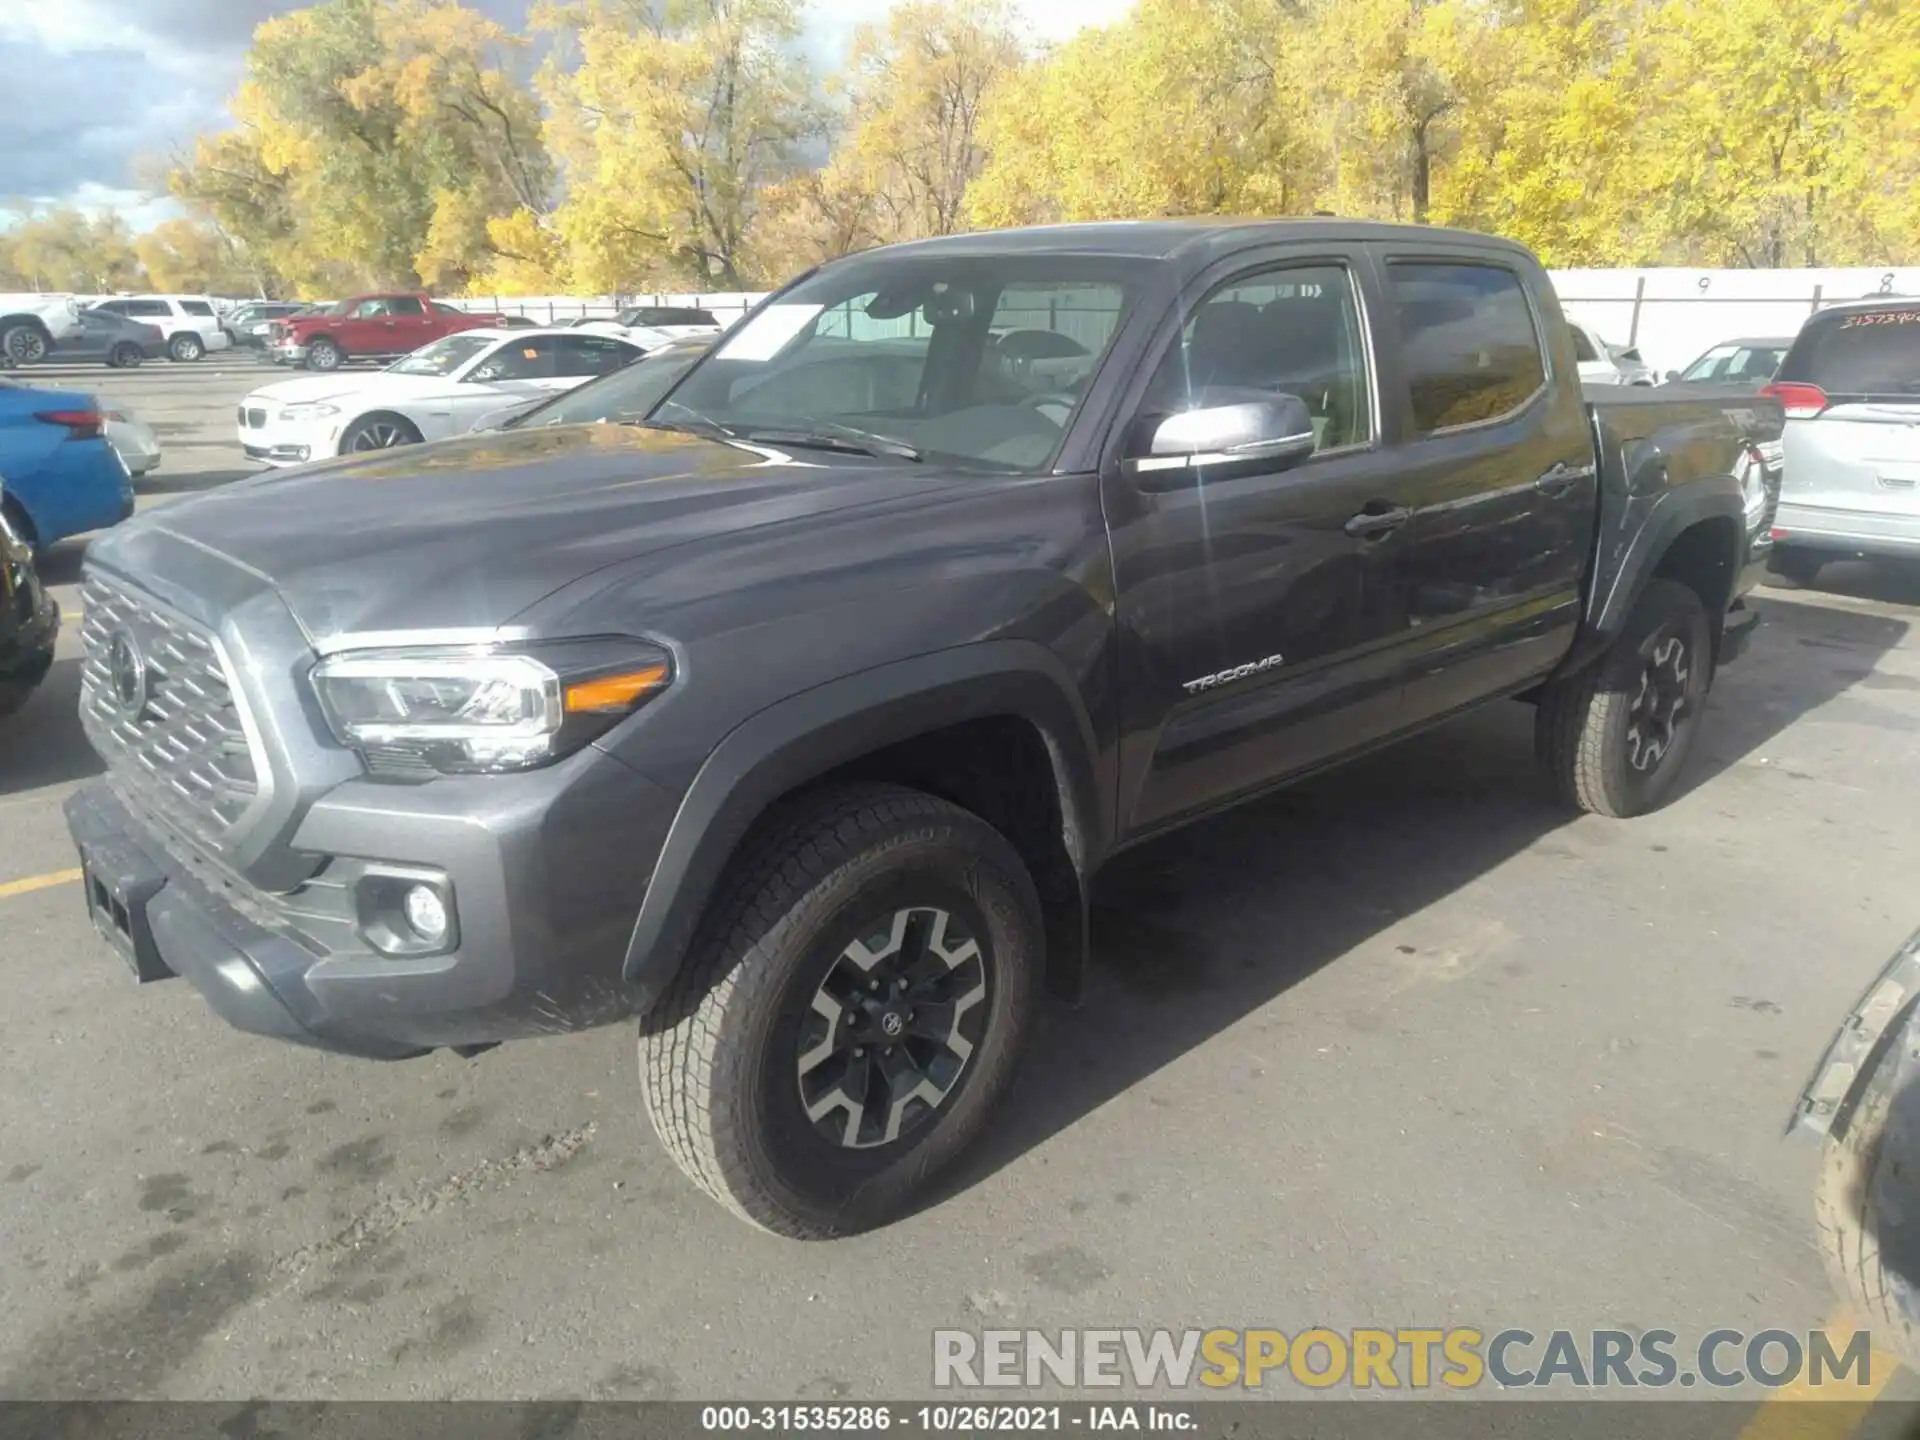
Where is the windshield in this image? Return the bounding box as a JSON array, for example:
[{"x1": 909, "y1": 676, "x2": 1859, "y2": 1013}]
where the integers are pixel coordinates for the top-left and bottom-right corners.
[
  {"x1": 506, "y1": 344, "x2": 710, "y2": 429},
  {"x1": 389, "y1": 334, "x2": 497, "y2": 377},
  {"x1": 1682, "y1": 342, "x2": 1788, "y2": 383},
  {"x1": 654, "y1": 256, "x2": 1145, "y2": 471}
]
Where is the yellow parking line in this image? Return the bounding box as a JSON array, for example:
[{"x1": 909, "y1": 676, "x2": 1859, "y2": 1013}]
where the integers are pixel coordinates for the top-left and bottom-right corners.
[
  {"x1": 0, "y1": 868, "x2": 82, "y2": 900},
  {"x1": 1735, "y1": 1308, "x2": 1897, "y2": 1440}
]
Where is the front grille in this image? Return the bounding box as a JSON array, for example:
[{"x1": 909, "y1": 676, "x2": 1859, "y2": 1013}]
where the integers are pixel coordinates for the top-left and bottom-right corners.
[{"x1": 79, "y1": 571, "x2": 264, "y2": 853}]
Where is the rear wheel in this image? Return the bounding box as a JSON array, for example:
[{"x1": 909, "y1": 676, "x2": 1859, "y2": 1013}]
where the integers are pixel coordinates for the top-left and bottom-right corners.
[
  {"x1": 339, "y1": 413, "x2": 422, "y2": 453},
  {"x1": 306, "y1": 337, "x2": 343, "y2": 371},
  {"x1": 640, "y1": 783, "x2": 1043, "y2": 1237},
  {"x1": 108, "y1": 342, "x2": 142, "y2": 369},
  {"x1": 168, "y1": 332, "x2": 204, "y2": 362},
  {"x1": 1536, "y1": 578, "x2": 1713, "y2": 818},
  {"x1": 1, "y1": 321, "x2": 48, "y2": 366}
]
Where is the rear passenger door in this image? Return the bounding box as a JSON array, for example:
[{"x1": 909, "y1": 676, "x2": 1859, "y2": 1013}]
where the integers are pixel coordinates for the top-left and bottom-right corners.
[
  {"x1": 1373, "y1": 253, "x2": 1598, "y2": 727},
  {"x1": 386, "y1": 296, "x2": 435, "y2": 349},
  {"x1": 1106, "y1": 250, "x2": 1433, "y2": 836}
]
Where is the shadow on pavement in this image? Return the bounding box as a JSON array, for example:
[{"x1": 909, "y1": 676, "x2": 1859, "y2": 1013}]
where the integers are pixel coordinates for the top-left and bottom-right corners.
[
  {"x1": 936, "y1": 593, "x2": 1912, "y2": 1205},
  {"x1": 1765, "y1": 559, "x2": 1920, "y2": 610},
  {"x1": 0, "y1": 657, "x2": 100, "y2": 797}
]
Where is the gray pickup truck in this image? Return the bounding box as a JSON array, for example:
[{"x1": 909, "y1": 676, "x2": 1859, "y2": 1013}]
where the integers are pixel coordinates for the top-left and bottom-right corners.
[{"x1": 67, "y1": 220, "x2": 1781, "y2": 1236}]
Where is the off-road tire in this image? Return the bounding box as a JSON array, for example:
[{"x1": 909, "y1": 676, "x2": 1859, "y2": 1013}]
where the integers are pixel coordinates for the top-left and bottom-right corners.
[
  {"x1": 640, "y1": 783, "x2": 1044, "y2": 1238},
  {"x1": 1816, "y1": 1042, "x2": 1920, "y2": 1367},
  {"x1": 1536, "y1": 578, "x2": 1712, "y2": 818},
  {"x1": 305, "y1": 337, "x2": 343, "y2": 371},
  {"x1": 168, "y1": 332, "x2": 204, "y2": 362}
]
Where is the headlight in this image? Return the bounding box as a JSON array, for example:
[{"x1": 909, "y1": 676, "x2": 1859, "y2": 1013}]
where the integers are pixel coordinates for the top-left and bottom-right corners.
[
  {"x1": 311, "y1": 640, "x2": 672, "y2": 775},
  {"x1": 278, "y1": 402, "x2": 340, "y2": 421}
]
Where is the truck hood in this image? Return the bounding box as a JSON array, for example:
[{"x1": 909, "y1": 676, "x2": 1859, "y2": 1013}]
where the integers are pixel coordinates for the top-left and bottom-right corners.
[{"x1": 91, "y1": 423, "x2": 937, "y2": 645}]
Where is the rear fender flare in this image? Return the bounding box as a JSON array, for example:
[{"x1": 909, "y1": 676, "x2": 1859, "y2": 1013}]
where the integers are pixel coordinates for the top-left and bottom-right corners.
[
  {"x1": 620, "y1": 641, "x2": 1104, "y2": 1007},
  {"x1": 1564, "y1": 474, "x2": 1746, "y2": 676}
]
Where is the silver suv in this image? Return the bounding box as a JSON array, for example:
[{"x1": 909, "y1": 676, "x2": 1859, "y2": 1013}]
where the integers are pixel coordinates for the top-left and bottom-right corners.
[{"x1": 1766, "y1": 299, "x2": 1920, "y2": 582}]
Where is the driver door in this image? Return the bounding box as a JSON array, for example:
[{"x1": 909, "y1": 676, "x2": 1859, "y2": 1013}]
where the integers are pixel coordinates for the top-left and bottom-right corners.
[{"x1": 1104, "y1": 251, "x2": 1427, "y2": 837}]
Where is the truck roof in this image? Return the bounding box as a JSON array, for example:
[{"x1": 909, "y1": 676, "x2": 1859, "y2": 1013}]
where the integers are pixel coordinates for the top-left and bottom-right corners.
[{"x1": 866, "y1": 217, "x2": 1534, "y2": 263}]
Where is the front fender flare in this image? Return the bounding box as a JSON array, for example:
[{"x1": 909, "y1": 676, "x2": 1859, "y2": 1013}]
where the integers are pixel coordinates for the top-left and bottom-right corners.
[{"x1": 620, "y1": 640, "x2": 1105, "y2": 1007}]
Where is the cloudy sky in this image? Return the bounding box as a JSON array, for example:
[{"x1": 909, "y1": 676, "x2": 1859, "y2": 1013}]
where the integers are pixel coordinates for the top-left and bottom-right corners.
[{"x1": 0, "y1": 0, "x2": 1133, "y2": 232}]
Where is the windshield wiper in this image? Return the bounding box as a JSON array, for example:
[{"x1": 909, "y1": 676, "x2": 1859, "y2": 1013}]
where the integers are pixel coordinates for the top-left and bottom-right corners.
[{"x1": 744, "y1": 421, "x2": 923, "y2": 462}]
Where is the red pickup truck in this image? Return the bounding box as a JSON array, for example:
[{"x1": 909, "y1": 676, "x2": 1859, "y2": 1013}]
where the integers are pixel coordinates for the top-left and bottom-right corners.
[{"x1": 268, "y1": 293, "x2": 503, "y2": 371}]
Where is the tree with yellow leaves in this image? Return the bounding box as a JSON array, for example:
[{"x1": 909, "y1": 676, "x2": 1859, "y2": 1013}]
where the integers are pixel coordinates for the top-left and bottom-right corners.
[
  {"x1": 537, "y1": 0, "x2": 819, "y2": 290},
  {"x1": 172, "y1": 0, "x2": 548, "y2": 294},
  {"x1": 965, "y1": 0, "x2": 1320, "y2": 228}
]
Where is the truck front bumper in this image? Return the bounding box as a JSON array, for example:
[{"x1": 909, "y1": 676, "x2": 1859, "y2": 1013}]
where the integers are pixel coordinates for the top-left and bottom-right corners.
[
  {"x1": 269, "y1": 342, "x2": 310, "y2": 365},
  {"x1": 65, "y1": 744, "x2": 678, "y2": 1059}
]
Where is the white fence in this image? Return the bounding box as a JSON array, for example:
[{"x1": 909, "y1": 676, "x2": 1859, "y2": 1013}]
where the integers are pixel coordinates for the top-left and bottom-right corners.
[
  {"x1": 1551, "y1": 267, "x2": 1920, "y2": 375},
  {"x1": 465, "y1": 268, "x2": 1920, "y2": 376}
]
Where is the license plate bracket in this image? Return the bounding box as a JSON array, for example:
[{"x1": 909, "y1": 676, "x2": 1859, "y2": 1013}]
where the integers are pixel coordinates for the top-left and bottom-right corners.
[{"x1": 78, "y1": 843, "x2": 172, "y2": 983}]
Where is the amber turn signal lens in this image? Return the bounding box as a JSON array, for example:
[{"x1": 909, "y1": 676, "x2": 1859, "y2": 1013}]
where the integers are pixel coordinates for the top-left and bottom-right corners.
[{"x1": 564, "y1": 664, "x2": 670, "y2": 714}]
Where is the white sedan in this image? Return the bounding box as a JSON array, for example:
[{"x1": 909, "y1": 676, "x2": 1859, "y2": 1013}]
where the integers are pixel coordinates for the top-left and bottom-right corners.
[{"x1": 235, "y1": 327, "x2": 647, "y2": 466}]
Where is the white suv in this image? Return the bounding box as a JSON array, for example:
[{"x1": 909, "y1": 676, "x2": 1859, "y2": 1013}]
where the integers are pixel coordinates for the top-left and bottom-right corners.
[
  {"x1": 0, "y1": 294, "x2": 84, "y2": 366},
  {"x1": 92, "y1": 296, "x2": 234, "y2": 362}
]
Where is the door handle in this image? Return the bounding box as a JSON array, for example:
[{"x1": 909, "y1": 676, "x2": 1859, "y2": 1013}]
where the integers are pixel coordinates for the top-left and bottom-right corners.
[
  {"x1": 1534, "y1": 460, "x2": 1595, "y2": 497},
  {"x1": 1344, "y1": 505, "x2": 1412, "y2": 538}
]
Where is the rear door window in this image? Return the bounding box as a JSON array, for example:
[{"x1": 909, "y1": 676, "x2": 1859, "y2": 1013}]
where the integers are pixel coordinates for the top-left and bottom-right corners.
[
  {"x1": 1389, "y1": 263, "x2": 1548, "y2": 433},
  {"x1": 1778, "y1": 309, "x2": 1920, "y2": 397},
  {"x1": 387, "y1": 296, "x2": 426, "y2": 316},
  {"x1": 124, "y1": 299, "x2": 171, "y2": 318}
]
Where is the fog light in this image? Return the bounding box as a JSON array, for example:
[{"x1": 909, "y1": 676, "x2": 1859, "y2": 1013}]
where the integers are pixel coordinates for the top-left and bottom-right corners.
[
  {"x1": 404, "y1": 884, "x2": 448, "y2": 943},
  {"x1": 354, "y1": 867, "x2": 458, "y2": 957}
]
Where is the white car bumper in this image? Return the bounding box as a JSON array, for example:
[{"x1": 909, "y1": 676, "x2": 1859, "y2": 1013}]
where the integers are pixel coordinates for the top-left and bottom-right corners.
[
  {"x1": 237, "y1": 403, "x2": 338, "y2": 467},
  {"x1": 105, "y1": 413, "x2": 162, "y2": 475}
]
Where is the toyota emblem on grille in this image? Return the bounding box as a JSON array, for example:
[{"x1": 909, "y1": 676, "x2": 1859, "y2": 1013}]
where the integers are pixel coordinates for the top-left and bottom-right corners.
[{"x1": 106, "y1": 629, "x2": 150, "y2": 719}]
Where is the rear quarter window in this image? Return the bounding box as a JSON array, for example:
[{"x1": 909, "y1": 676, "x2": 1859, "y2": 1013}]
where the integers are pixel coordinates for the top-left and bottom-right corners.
[
  {"x1": 1779, "y1": 309, "x2": 1920, "y2": 395},
  {"x1": 180, "y1": 300, "x2": 215, "y2": 317}
]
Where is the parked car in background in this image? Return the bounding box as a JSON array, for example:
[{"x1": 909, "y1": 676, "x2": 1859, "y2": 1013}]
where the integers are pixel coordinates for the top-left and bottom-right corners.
[
  {"x1": 52, "y1": 307, "x2": 168, "y2": 368},
  {"x1": 1665, "y1": 336, "x2": 1793, "y2": 388},
  {"x1": 0, "y1": 478, "x2": 59, "y2": 719},
  {"x1": 494, "y1": 314, "x2": 542, "y2": 330},
  {"x1": 1765, "y1": 300, "x2": 1920, "y2": 583},
  {"x1": 1567, "y1": 318, "x2": 1656, "y2": 386},
  {"x1": 90, "y1": 296, "x2": 233, "y2": 362},
  {"x1": 577, "y1": 304, "x2": 727, "y2": 351},
  {"x1": 470, "y1": 334, "x2": 714, "y2": 433},
  {"x1": 104, "y1": 406, "x2": 162, "y2": 478},
  {"x1": 223, "y1": 301, "x2": 309, "y2": 350},
  {"x1": 267, "y1": 293, "x2": 505, "y2": 370},
  {"x1": 0, "y1": 377, "x2": 133, "y2": 551},
  {"x1": 238, "y1": 327, "x2": 647, "y2": 464},
  {"x1": 0, "y1": 295, "x2": 84, "y2": 367},
  {"x1": 74, "y1": 219, "x2": 1781, "y2": 1237}
]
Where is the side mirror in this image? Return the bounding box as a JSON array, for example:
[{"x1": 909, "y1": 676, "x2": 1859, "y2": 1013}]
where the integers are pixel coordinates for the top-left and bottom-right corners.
[{"x1": 1125, "y1": 392, "x2": 1316, "y2": 482}]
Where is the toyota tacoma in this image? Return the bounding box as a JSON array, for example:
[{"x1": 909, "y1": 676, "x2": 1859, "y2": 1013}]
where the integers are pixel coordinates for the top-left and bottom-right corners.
[{"x1": 67, "y1": 220, "x2": 1781, "y2": 1236}]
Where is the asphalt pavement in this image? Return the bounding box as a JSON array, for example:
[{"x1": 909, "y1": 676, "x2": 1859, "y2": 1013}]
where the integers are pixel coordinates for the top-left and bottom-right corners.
[{"x1": 4, "y1": 357, "x2": 1920, "y2": 1416}]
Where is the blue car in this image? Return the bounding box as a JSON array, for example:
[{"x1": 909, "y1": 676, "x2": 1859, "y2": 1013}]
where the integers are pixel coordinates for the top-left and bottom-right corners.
[{"x1": 0, "y1": 377, "x2": 134, "y2": 551}]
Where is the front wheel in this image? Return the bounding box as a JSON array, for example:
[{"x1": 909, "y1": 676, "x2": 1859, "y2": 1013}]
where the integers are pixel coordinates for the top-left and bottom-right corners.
[
  {"x1": 168, "y1": 332, "x2": 204, "y2": 362},
  {"x1": 1, "y1": 322, "x2": 48, "y2": 366},
  {"x1": 305, "y1": 337, "x2": 342, "y2": 371},
  {"x1": 1536, "y1": 578, "x2": 1713, "y2": 817},
  {"x1": 339, "y1": 414, "x2": 422, "y2": 453},
  {"x1": 640, "y1": 783, "x2": 1044, "y2": 1237}
]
